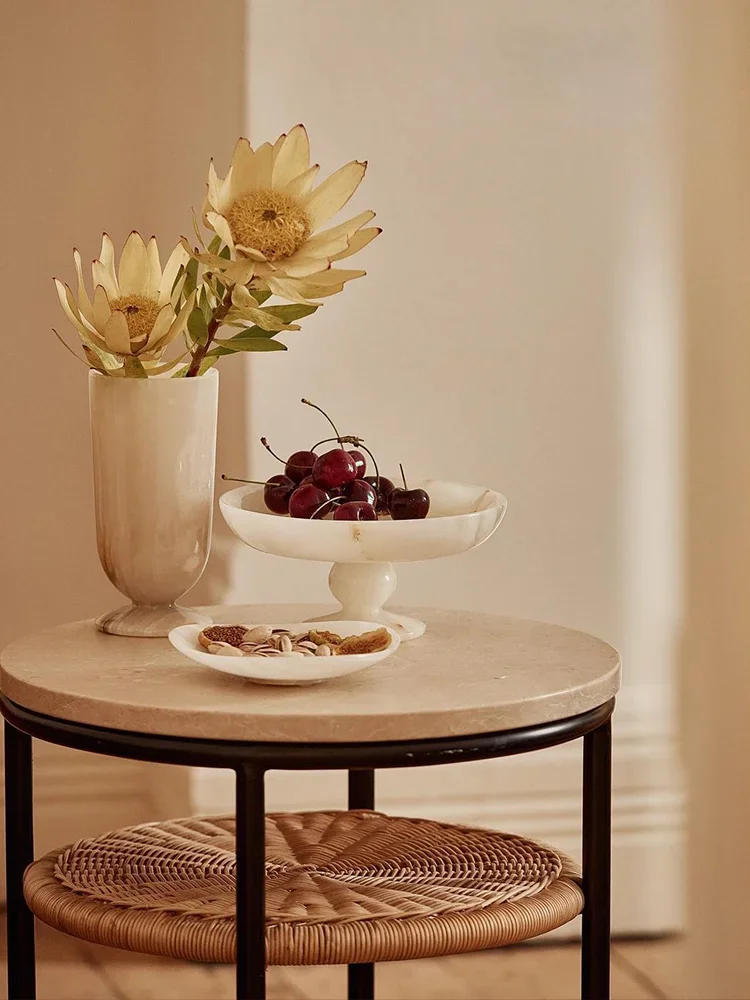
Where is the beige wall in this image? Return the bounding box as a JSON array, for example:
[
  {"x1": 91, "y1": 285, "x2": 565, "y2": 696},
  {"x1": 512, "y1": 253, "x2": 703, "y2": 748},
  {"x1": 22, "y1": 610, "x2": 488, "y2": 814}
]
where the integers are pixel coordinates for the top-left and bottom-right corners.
[
  {"x1": 681, "y1": 2, "x2": 750, "y2": 995},
  {"x1": 0, "y1": 0, "x2": 246, "y2": 856},
  {"x1": 0, "y1": 0, "x2": 246, "y2": 648}
]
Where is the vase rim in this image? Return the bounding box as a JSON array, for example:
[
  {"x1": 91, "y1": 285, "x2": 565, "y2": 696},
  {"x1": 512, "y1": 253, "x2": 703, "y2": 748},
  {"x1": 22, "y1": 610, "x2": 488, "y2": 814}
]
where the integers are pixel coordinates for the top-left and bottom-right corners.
[{"x1": 88, "y1": 367, "x2": 218, "y2": 383}]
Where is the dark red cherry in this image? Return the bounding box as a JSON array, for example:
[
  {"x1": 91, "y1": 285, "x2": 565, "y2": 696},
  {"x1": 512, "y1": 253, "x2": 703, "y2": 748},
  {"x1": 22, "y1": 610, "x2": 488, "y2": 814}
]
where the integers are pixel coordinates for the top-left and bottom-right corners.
[
  {"x1": 312, "y1": 448, "x2": 358, "y2": 490},
  {"x1": 348, "y1": 449, "x2": 366, "y2": 478},
  {"x1": 344, "y1": 479, "x2": 377, "y2": 507},
  {"x1": 389, "y1": 488, "x2": 430, "y2": 520},
  {"x1": 263, "y1": 474, "x2": 296, "y2": 515},
  {"x1": 364, "y1": 475, "x2": 395, "y2": 513},
  {"x1": 289, "y1": 483, "x2": 335, "y2": 519},
  {"x1": 285, "y1": 449, "x2": 317, "y2": 484},
  {"x1": 333, "y1": 501, "x2": 377, "y2": 521}
]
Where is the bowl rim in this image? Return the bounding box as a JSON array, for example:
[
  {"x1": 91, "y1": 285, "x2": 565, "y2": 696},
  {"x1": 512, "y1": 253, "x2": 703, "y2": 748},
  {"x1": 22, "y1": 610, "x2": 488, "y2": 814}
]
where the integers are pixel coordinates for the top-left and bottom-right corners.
[{"x1": 219, "y1": 479, "x2": 508, "y2": 526}]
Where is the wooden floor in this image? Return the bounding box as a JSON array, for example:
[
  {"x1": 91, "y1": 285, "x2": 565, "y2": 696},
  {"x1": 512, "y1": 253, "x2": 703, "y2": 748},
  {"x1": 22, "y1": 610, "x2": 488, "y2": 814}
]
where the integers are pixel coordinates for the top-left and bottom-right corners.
[{"x1": 0, "y1": 918, "x2": 687, "y2": 1000}]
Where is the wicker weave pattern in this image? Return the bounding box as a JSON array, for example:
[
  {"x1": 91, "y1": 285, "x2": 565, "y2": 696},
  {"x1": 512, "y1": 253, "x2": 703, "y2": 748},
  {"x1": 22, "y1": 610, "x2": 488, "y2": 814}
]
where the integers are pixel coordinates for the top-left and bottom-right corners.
[{"x1": 24, "y1": 811, "x2": 584, "y2": 966}]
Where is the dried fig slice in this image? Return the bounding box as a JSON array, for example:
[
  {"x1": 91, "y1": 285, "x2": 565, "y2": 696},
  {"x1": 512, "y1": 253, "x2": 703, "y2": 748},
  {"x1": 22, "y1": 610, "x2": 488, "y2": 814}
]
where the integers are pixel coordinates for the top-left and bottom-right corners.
[
  {"x1": 336, "y1": 628, "x2": 391, "y2": 656},
  {"x1": 198, "y1": 625, "x2": 248, "y2": 649}
]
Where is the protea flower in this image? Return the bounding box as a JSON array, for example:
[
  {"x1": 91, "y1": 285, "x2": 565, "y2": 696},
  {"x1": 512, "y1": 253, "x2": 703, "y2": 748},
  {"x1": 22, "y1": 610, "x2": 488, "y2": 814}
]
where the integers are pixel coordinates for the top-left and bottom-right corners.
[
  {"x1": 54, "y1": 232, "x2": 195, "y2": 363},
  {"x1": 188, "y1": 124, "x2": 381, "y2": 303}
]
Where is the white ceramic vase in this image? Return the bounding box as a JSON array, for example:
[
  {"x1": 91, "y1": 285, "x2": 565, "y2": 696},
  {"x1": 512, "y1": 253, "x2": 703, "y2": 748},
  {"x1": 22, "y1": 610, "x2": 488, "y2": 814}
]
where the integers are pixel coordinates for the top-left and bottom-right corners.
[{"x1": 89, "y1": 369, "x2": 218, "y2": 637}]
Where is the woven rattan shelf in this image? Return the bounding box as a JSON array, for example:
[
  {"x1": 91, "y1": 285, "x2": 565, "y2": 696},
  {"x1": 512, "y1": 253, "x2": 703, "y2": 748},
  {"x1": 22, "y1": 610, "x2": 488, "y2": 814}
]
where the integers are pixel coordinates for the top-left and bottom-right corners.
[{"x1": 23, "y1": 810, "x2": 584, "y2": 966}]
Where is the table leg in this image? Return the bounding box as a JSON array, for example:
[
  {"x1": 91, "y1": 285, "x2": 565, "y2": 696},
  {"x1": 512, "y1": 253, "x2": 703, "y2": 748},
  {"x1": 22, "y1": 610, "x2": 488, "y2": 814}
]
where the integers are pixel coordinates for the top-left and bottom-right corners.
[
  {"x1": 4, "y1": 721, "x2": 36, "y2": 1000},
  {"x1": 348, "y1": 769, "x2": 375, "y2": 1000},
  {"x1": 581, "y1": 718, "x2": 612, "y2": 1000},
  {"x1": 236, "y1": 764, "x2": 266, "y2": 1000}
]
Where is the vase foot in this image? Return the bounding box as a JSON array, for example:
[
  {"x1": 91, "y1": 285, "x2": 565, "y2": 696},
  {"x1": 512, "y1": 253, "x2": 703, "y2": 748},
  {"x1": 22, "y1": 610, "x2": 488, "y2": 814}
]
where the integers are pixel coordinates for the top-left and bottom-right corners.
[
  {"x1": 305, "y1": 607, "x2": 427, "y2": 641},
  {"x1": 95, "y1": 604, "x2": 212, "y2": 638}
]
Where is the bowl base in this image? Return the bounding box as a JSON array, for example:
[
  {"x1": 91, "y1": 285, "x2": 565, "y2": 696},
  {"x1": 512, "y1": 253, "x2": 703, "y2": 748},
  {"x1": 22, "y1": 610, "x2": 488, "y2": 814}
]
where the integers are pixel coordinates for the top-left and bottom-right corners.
[
  {"x1": 96, "y1": 604, "x2": 212, "y2": 638},
  {"x1": 305, "y1": 608, "x2": 426, "y2": 641}
]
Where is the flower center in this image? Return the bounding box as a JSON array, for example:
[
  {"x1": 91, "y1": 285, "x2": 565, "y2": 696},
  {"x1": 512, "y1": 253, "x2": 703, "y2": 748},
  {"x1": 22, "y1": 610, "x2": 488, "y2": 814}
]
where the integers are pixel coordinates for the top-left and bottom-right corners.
[
  {"x1": 226, "y1": 190, "x2": 310, "y2": 261},
  {"x1": 110, "y1": 294, "x2": 160, "y2": 344}
]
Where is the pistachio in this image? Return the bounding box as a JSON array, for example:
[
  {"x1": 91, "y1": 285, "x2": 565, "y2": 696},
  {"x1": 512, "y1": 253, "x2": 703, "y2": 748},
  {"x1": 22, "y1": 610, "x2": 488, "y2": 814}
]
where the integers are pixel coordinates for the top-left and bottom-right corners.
[
  {"x1": 242, "y1": 626, "x2": 273, "y2": 644},
  {"x1": 279, "y1": 634, "x2": 293, "y2": 653},
  {"x1": 207, "y1": 642, "x2": 245, "y2": 657},
  {"x1": 315, "y1": 643, "x2": 332, "y2": 657}
]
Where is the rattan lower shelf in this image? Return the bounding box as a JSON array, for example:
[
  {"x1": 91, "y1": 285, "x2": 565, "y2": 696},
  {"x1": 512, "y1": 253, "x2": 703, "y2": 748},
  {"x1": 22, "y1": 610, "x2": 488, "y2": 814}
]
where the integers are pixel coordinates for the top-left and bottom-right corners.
[{"x1": 23, "y1": 811, "x2": 584, "y2": 966}]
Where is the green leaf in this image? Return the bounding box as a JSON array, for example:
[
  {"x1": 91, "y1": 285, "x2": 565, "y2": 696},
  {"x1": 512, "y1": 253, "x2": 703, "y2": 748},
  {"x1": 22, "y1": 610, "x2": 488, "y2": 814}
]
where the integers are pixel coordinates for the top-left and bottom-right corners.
[
  {"x1": 173, "y1": 355, "x2": 220, "y2": 377},
  {"x1": 170, "y1": 263, "x2": 185, "y2": 297},
  {"x1": 252, "y1": 288, "x2": 272, "y2": 305},
  {"x1": 184, "y1": 257, "x2": 199, "y2": 297},
  {"x1": 122, "y1": 356, "x2": 147, "y2": 378},
  {"x1": 187, "y1": 306, "x2": 208, "y2": 345},
  {"x1": 219, "y1": 245, "x2": 231, "y2": 260},
  {"x1": 260, "y1": 303, "x2": 318, "y2": 323},
  {"x1": 200, "y1": 292, "x2": 213, "y2": 325},
  {"x1": 191, "y1": 208, "x2": 206, "y2": 249},
  {"x1": 211, "y1": 337, "x2": 287, "y2": 353},
  {"x1": 207, "y1": 235, "x2": 221, "y2": 254}
]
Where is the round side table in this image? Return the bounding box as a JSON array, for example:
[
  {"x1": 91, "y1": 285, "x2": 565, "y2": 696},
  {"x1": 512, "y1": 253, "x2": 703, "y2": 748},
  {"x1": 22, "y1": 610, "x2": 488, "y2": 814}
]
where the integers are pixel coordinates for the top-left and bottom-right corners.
[{"x1": 0, "y1": 605, "x2": 620, "y2": 1000}]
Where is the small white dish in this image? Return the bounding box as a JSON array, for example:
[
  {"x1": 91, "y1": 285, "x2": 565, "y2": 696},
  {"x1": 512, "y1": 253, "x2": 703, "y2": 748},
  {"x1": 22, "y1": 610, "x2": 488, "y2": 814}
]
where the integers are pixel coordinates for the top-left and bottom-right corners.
[{"x1": 168, "y1": 620, "x2": 400, "y2": 686}]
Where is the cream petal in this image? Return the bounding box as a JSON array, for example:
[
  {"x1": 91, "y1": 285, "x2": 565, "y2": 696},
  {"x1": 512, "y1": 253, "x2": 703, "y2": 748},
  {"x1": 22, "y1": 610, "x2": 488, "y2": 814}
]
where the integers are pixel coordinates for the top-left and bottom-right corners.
[
  {"x1": 118, "y1": 231, "x2": 151, "y2": 296},
  {"x1": 264, "y1": 275, "x2": 318, "y2": 305},
  {"x1": 95, "y1": 233, "x2": 119, "y2": 296},
  {"x1": 206, "y1": 211, "x2": 235, "y2": 250},
  {"x1": 283, "y1": 164, "x2": 320, "y2": 199},
  {"x1": 235, "y1": 244, "x2": 268, "y2": 262},
  {"x1": 92, "y1": 260, "x2": 118, "y2": 299},
  {"x1": 272, "y1": 124, "x2": 311, "y2": 189},
  {"x1": 216, "y1": 164, "x2": 235, "y2": 214},
  {"x1": 206, "y1": 159, "x2": 223, "y2": 212},
  {"x1": 300, "y1": 267, "x2": 366, "y2": 285},
  {"x1": 304, "y1": 210, "x2": 375, "y2": 249},
  {"x1": 287, "y1": 233, "x2": 350, "y2": 261},
  {"x1": 54, "y1": 278, "x2": 100, "y2": 336},
  {"x1": 170, "y1": 290, "x2": 196, "y2": 339},
  {"x1": 251, "y1": 141, "x2": 274, "y2": 190},
  {"x1": 144, "y1": 303, "x2": 177, "y2": 351},
  {"x1": 144, "y1": 237, "x2": 161, "y2": 298},
  {"x1": 92, "y1": 284, "x2": 112, "y2": 332},
  {"x1": 275, "y1": 256, "x2": 333, "y2": 278},
  {"x1": 99, "y1": 233, "x2": 116, "y2": 275},
  {"x1": 73, "y1": 250, "x2": 94, "y2": 323},
  {"x1": 302, "y1": 161, "x2": 367, "y2": 231},
  {"x1": 158, "y1": 242, "x2": 189, "y2": 306},
  {"x1": 331, "y1": 227, "x2": 382, "y2": 260},
  {"x1": 103, "y1": 310, "x2": 132, "y2": 354},
  {"x1": 229, "y1": 138, "x2": 257, "y2": 196}
]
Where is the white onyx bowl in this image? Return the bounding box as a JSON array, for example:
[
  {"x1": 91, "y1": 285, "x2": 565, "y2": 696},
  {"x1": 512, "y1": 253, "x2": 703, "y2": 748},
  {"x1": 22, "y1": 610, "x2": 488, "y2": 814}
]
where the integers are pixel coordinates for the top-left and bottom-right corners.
[
  {"x1": 168, "y1": 621, "x2": 400, "y2": 686},
  {"x1": 220, "y1": 479, "x2": 507, "y2": 640}
]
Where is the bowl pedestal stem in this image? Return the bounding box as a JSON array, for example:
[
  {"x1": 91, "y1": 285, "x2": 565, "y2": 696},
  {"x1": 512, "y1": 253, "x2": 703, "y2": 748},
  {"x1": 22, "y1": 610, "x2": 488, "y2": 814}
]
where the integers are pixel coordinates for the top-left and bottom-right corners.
[{"x1": 305, "y1": 562, "x2": 427, "y2": 640}]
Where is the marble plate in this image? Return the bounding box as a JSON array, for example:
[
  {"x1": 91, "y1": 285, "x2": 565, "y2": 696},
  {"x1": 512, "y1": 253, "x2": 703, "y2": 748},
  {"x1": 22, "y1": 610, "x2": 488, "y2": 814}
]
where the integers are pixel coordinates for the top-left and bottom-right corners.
[{"x1": 168, "y1": 620, "x2": 400, "y2": 686}]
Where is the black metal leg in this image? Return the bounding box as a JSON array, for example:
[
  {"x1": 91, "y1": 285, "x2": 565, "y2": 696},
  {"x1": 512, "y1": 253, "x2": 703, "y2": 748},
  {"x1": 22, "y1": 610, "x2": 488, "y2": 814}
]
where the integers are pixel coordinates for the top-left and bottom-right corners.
[
  {"x1": 581, "y1": 718, "x2": 612, "y2": 1000},
  {"x1": 236, "y1": 764, "x2": 266, "y2": 1000},
  {"x1": 348, "y1": 769, "x2": 375, "y2": 1000},
  {"x1": 348, "y1": 768, "x2": 374, "y2": 811},
  {"x1": 5, "y1": 721, "x2": 36, "y2": 1000}
]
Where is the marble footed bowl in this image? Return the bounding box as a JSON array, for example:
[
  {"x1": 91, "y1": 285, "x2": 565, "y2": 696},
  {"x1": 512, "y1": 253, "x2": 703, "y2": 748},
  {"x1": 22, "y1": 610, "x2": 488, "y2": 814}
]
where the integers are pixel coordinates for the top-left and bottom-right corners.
[{"x1": 219, "y1": 479, "x2": 507, "y2": 564}]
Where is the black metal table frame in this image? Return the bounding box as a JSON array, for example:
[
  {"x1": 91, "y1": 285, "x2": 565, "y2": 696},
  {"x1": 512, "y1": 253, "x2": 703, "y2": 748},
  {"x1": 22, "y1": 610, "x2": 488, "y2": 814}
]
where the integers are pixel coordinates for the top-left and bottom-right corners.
[{"x1": 1, "y1": 694, "x2": 613, "y2": 1000}]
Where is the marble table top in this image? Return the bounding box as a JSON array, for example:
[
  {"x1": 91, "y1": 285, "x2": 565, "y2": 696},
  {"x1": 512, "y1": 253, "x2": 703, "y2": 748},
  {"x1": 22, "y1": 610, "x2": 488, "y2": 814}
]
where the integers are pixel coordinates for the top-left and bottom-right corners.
[{"x1": 0, "y1": 605, "x2": 620, "y2": 743}]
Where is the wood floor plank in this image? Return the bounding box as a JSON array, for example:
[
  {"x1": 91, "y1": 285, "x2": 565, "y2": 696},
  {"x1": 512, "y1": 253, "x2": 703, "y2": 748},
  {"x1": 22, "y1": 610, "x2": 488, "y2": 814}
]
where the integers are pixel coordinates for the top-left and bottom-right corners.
[{"x1": 614, "y1": 938, "x2": 688, "y2": 1000}]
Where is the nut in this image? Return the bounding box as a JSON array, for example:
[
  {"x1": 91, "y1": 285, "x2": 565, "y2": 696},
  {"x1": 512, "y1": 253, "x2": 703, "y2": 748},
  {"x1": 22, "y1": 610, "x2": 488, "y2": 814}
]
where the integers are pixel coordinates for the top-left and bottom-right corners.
[
  {"x1": 279, "y1": 634, "x2": 293, "y2": 653},
  {"x1": 242, "y1": 626, "x2": 272, "y2": 644},
  {"x1": 315, "y1": 644, "x2": 332, "y2": 657},
  {"x1": 207, "y1": 642, "x2": 245, "y2": 657}
]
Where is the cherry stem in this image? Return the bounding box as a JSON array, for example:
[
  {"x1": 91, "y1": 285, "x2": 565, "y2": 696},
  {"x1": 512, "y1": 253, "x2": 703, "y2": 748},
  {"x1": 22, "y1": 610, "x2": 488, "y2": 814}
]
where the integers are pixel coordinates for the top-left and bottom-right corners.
[
  {"x1": 301, "y1": 398, "x2": 342, "y2": 441},
  {"x1": 260, "y1": 436, "x2": 310, "y2": 472},
  {"x1": 400, "y1": 463, "x2": 408, "y2": 490},
  {"x1": 358, "y1": 443, "x2": 381, "y2": 491},
  {"x1": 311, "y1": 435, "x2": 364, "y2": 452},
  {"x1": 221, "y1": 475, "x2": 268, "y2": 486},
  {"x1": 311, "y1": 496, "x2": 343, "y2": 519}
]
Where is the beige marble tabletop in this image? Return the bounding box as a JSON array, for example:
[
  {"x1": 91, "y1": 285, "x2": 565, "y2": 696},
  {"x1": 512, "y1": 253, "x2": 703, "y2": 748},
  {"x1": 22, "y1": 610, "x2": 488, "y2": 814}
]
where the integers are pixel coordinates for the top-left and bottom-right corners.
[{"x1": 0, "y1": 605, "x2": 620, "y2": 743}]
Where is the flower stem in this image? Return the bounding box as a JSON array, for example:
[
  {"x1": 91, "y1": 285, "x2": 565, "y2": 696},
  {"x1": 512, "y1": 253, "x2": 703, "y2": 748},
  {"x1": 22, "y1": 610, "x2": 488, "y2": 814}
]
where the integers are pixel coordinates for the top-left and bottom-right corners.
[{"x1": 185, "y1": 287, "x2": 232, "y2": 377}]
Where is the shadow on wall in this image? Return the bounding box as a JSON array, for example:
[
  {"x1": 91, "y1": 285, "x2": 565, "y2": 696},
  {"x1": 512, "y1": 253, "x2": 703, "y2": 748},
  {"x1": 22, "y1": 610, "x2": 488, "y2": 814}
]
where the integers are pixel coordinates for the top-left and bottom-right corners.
[{"x1": 0, "y1": 0, "x2": 246, "y2": 648}]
